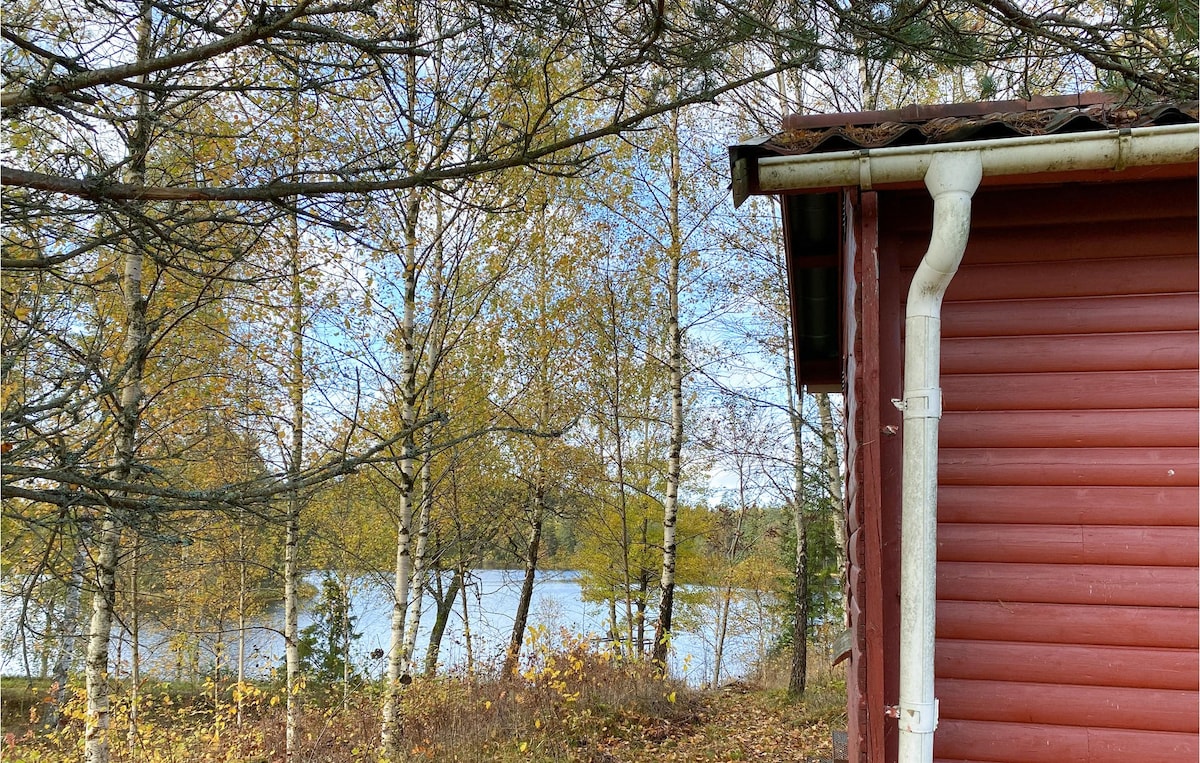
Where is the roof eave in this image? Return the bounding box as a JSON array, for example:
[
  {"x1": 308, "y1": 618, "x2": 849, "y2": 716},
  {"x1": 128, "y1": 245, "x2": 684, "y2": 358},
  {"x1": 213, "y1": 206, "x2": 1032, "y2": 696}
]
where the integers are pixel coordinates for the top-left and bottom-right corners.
[{"x1": 731, "y1": 123, "x2": 1199, "y2": 206}]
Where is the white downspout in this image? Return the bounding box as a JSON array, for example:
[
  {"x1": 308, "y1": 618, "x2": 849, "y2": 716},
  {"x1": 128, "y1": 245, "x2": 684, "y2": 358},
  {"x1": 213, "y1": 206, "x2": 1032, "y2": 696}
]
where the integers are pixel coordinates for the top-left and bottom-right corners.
[{"x1": 896, "y1": 151, "x2": 982, "y2": 763}]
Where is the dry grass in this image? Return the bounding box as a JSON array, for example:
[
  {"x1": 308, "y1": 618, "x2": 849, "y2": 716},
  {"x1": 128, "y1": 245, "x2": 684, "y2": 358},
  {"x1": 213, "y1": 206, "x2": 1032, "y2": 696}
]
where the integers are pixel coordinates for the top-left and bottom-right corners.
[
  {"x1": 397, "y1": 628, "x2": 695, "y2": 762},
  {"x1": 3, "y1": 632, "x2": 845, "y2": 763},
  {"x1": 2, "y1": 629, "x2": 691, "y2": 762}
]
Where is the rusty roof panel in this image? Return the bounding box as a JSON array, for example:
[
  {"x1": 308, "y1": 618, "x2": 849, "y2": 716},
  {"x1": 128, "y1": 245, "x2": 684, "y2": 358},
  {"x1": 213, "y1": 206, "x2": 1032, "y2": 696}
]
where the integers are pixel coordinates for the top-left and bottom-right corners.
[
  {"x1": 780, "y1": 92, "x2": 1118, "y2": 130},
  {"x1": 761, "y1": 96, "x2": 1199, "y2": 157}
]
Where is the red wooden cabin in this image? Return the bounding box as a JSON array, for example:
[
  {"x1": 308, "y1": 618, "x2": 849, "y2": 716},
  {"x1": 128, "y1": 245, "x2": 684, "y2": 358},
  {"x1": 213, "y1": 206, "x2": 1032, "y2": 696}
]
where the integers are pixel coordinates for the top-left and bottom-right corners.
[{"x1": 730, "y1": 94, "x2": 1199, "y2": 762}]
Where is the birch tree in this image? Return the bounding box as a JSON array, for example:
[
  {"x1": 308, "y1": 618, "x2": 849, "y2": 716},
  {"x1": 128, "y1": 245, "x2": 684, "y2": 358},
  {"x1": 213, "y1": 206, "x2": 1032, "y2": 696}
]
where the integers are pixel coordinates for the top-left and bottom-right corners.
[
  {"x1": 82, "y1": 7, "x2": 153, "y2": 759},
  {"x1": 783, "y1": 325, "x2": 810, "y2": 698},
  {"x1": 581, "y1": 102, "x2": 728, "y2": 672},
  {"x1": 652, "y1": 106, "x2": 686, "y2": 671},
  {"x1": 376, "y1": 183, "x2": 424, "y2": 758},
  {"x1": 283, "y1": 204, "x2": 305, "y2": 761},
  {"x1": 492, "y1": 189, "x2": 590, "y2": 677},
  {"x1": 573, "y1": 258, "x2": 667, "y2": 657}
]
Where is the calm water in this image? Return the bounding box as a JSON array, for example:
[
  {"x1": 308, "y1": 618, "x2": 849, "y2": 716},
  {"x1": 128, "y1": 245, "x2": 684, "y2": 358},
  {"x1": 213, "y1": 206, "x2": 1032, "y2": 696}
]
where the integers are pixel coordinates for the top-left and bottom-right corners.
[{"x1": 4, "y1": 569, "x2": 774, "y2": 686}]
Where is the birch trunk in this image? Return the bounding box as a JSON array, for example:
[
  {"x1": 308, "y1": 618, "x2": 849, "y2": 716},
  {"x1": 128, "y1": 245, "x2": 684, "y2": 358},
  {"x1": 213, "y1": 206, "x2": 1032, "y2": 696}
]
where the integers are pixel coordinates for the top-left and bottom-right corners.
[
  {"x1": 458, "y1": 563, "x2": 474, "y2": 677},
  {"x1": 423, "y1": 567, "x2": 462, "y2": 677},
  {"x1": 84, "y1": 518, "x2": 122, "y2": 763},
  {"x1": 767, "y1": 71, "x2": 814, "y2": 694},
  {"x1": 712, "y1": 584, "x2": 734, "y2": 689},
  {"x1": 450, "y1": 480, "x2": 474, "y2": 679},
  {"x1": 380, "y1": 333, "x2": 416, "y2": 757},
  {"x1": 503, "y1": 477, "x2": 545, "y2": 677},
  {"x1": 236, "y1": 508, "x2": 247, "y2": 727},
  {"x1": 126, "y1": 541, "x2": 140, "y2": 756},
  {"x1": 341, "y1": 578, "x2": 352, "y2": 712},
  {"x1": 400, "y1": 217, "x2": 444, "y2": 675},
  {"x1": 784, "y1": 318, "x2": 809, "y2": 697},
  {"x1": 380, "y1": 182, "x2": 421, "y2": 759},
  {"x1": 400, "y1": 453, "x2": 431, "y2": 673},
  {"x1": 45, "y1": 533, "x2": 85, "y2": 731},
  {"x1": 653, "y1": 107, "x2": 685, "y2": 672},
  {"x1": 608, "y1": 597, "x2": 619, "y2": 650},
  {"x1": 712, "y1": 467, "x2": 747, "y2": 689},
  {"x1": 284, "y1": 195, "x2": 304, "y2": 763},
  {"x1": 636, "y1": 518, "x2": 649, "y2": 655},
  {"x1": 816, "y1": 392, "x2": 847, "y2": 625},
  {"x1": 790, "y1": 478, "x2": 809, "y2": 697},
  {"x1": 604, "y1": 280, "x2": 637, "y2": 657},
  {"x1": 212, "y1": 632, "x2": 225, "y2": 741},
  {"x1": 84, "y1": 6, "x2": 151, "y2": 759}
]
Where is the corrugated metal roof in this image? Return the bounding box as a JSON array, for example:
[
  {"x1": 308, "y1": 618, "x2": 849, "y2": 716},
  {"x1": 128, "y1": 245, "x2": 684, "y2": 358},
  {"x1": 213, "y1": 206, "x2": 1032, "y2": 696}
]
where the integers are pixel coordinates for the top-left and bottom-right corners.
[{"x1": 755, "y1": 93, "x2": 1199, "y2": 157}]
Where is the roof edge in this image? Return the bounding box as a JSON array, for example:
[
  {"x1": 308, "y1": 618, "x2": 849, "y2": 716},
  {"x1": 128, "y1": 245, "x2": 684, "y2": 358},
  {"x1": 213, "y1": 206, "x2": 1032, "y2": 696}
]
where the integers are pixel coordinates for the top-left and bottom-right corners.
[
  {"x1": 781, "y1": 93, "x2": 1119, "y2": 130},
  {"x1": 731, "y1": 123, "x2": 1198, "y2": 204}
]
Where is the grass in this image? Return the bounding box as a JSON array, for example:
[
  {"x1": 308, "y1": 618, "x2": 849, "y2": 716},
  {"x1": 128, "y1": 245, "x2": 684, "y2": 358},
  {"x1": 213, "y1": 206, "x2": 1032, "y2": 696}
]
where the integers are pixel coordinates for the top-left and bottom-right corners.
[
  {"x1": 3, "y1": 677, "x2": 52, "y2": 736},
  {"x1": 2, "y1": 633, "x2": 846, "y2": 762}
]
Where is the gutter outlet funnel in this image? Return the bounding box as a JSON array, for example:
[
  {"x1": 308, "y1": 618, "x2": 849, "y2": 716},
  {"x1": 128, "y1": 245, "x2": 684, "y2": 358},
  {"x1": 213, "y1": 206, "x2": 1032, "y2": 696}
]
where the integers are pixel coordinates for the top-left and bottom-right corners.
[{"x1": 897, "y1": 151, "x2": 982, "y2": 763}]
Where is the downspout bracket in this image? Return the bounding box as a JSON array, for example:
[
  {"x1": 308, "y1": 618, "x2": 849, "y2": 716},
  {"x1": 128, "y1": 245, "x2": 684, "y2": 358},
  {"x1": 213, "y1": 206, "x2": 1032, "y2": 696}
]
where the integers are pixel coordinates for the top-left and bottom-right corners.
[
  {"x1": 898, "y1": 699, "x2": 939, "y2": 734},
  {"x1": 901, "y1": 387, "x2": 943, "y2": 420}
]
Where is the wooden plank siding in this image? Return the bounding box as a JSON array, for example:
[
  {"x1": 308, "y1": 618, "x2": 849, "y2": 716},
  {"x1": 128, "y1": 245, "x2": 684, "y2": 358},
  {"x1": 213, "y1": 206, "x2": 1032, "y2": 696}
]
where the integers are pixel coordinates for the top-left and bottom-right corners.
[{"x1": 874, "y1": 176, "x2": 1199, "y2": 763}]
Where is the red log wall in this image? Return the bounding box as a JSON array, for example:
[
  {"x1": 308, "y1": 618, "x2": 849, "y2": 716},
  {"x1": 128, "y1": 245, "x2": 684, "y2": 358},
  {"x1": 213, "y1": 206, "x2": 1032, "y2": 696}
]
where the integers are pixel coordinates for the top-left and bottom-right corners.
[{"x1": 842, "y1": 173, "x2": 1199, "y2": 762}]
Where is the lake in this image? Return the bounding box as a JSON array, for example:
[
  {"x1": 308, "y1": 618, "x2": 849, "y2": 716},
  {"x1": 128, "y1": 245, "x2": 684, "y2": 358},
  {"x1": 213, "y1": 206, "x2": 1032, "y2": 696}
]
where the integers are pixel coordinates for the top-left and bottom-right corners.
[{"x1": 3, "y1": 569, "x2": 776, "y2": 686}]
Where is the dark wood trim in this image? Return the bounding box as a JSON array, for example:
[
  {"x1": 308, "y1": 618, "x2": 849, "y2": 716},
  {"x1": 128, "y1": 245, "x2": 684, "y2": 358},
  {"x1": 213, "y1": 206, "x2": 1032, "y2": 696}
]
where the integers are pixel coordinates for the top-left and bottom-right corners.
[
  {"x1": 857, "y1": 189, "x2": 888, "y2": 763},
  {"x1": 840, "y1": 188, "x2": 867, "y2": 761}
]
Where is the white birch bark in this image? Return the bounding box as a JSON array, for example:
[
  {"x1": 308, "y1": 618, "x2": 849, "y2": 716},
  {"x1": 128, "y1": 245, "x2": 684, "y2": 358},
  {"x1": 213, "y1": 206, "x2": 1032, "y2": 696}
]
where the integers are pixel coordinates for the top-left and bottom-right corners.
[
  {"x1": 711, "y1": 463, "x2": 747, "y2": 689},
  {"x1": 237, "y1": 509, "x2": 247, "y2": 727},
  {"x1": 400, "y1": 428, "x2": 431, "y2": 674},
  {"x1": 380, "y1": 183, "x2": 421, "y2": 759},
  {"x1": 653, "y1": 107, "x2": 685, "y2": 671},
  {"x1": 816, "y1": 392, "x2": 848, "y2": 626},
  {"x1": 284, "y1": 205, "x2": 304, "y2": 761},
  {"x1": 400, "y1": 216, "x2": 444, "y2": 673},
  {"x1": 84, "y1": 518, "x2": 121, "y2": 763},
  {"x1": 458, "y1": 561, "x2": 474, "y2": 677},
  {"x1": 84, "y1": 6, "x2": 151, "y2": 760},
  {"x1": 126, "y1": 541, "x2": 140, "y2": 754},
  {"x1": 784, "y1": 317, "x2": 809, "y2": 697},
  {"x1": 45, "y1": 534, "x2": 85, "y2": 730}
]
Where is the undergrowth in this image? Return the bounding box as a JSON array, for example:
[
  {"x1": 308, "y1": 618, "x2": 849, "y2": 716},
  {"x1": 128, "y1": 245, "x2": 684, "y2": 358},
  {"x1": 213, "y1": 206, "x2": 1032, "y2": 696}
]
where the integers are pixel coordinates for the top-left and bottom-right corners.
[
  {"x1": 2, "y1": 627, "x2": 697, "y2": 762},
  {"x1": 3, "y1": 629, "x2": 847, "y2": 762}
]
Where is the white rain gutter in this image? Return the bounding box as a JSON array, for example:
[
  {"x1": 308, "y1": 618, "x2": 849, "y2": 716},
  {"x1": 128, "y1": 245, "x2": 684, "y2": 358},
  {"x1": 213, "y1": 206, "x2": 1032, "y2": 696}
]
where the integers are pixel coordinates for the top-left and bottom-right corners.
[
  {"x1": 752, "y1": 123, "x2": 1198, "y2": 194},
  {"x1": 736, "y1": 123, "x2": 1198, "y2": 763}
]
